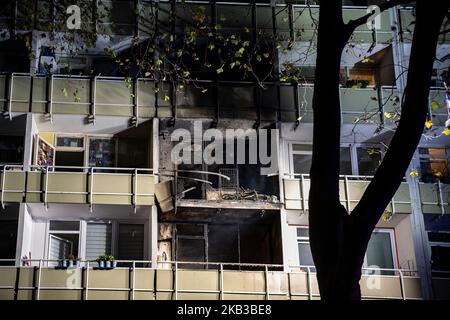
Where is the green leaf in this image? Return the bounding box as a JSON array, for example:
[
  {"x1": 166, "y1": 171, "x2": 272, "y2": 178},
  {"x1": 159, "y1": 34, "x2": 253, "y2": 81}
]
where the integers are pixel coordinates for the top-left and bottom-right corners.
[
  {"x1": 216, "y1": 67, "x2": 224, "y2": 74},
  {"x1": 431, "y1": 100, "x2": 440, "y2": 110}
]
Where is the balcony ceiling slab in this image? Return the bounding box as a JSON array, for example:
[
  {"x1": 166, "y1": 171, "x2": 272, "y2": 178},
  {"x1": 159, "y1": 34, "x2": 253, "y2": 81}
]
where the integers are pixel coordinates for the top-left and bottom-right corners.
[
  {"x1": 33, "y1": 114, "x2": 139, "y2": 135},
  {"x1": 26, "y1": 203, "x2": 152, "y2": 220}
]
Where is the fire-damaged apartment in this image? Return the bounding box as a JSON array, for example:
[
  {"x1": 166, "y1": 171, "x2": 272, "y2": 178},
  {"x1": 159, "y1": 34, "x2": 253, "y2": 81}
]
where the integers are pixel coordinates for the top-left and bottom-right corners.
[{"x1": 0, "y1": 0, "x2": 449, "y2": 300}]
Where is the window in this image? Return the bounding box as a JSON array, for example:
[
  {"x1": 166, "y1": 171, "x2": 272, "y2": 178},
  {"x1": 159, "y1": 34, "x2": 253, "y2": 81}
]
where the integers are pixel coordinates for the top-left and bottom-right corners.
[
  {"x1": 55, "y1": 136, "x2": 84, "y2": 149},
  {"x1": 85, "y1": 223, "x2": 112, "y2": 261},
  {"x1": 296, "y1": 227, "x2": 314, "y2": 268},
  {"x1": 291, "y1": 144, "x2": 354, "y2": 175},
  {"x1": 88, "y1": 138, "x2": 116, "y2": 168},
  {"x1": 118, "y1": 224, "x2": 145, "y2": 261},
  {"x1": 340, "y1": 147, "x2": 353, "y2": 175},
  {"x1": 365, "y1": 230, "x2": 396, "y2": 275},
  {"x1": 292, "y1": 144, "x2": 312, "y2": 174},
  {"x1": 295, "y1": 227, "x2": 396, "y2": 274},
  {"x1": 419, "y1": 148, "x2": 450, "y2": 183},
  {"x1": 424, "y1": 214, "x2": 450, "y2": 278},
  {"x1": 357, "y1": 146, "x2": 382, "y2": 176},
  {"x1": 48, "y1": 221, "x2": 80, "y2": 264}
]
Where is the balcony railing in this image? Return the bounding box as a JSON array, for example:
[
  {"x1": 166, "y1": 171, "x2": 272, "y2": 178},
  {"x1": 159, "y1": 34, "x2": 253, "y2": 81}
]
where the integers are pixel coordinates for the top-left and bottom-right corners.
[
  {"x1": 283, "y1": 174, "x2": 412, "y2": 213},
  {"x1": 0, "y1": 259, "x2": 422, "y2": 300},
  {"x1": 0, "y1": 165, "x2": 156, "y2": 210},
  {"x1": 419, "y1": 181, "x2": 450, "y2": 215},
  {"x1": 3, "y1": 73, "x2": 430, "y2": 126},
  {"x1": 399, "y1": 9, "x2": 450, "y2": 44},
  {"x1": 1, "y1": 1, "x2": 424, "y2": 44}
]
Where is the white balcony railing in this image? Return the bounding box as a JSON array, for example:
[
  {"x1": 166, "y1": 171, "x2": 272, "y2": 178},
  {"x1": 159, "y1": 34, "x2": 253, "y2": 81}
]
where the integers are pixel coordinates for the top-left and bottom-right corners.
[{"x1": 0, "y1": 259, "x2": 423, "y2": 300}]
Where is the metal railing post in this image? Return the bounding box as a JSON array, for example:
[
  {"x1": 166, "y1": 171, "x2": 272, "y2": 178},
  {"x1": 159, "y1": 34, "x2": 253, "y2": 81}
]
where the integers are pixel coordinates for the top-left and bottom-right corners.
[
  {"x1": 85, "y1": 261, "x2": 89, "y2": 300},
  {"x1": 1, "y1": 165, "x2": 7, "y2": 209},
  {"x1": 132, "y1": 261, "x2": 136, "y2": 300},
  {"x1": 300, "y1": 174, "x2": 306, "y2": 211},
  {"x1": 89, "y1": 167, "x2": 94, "y2": 212},
  {"x1": 437, "y1": 180, "x2": 445, "y2": 215},
  {"x1": 48, "y1": 75, "x2": 54, "y2": 123},
  {"x1": 344, "y1": 175, "x2": 351, "y2": 211},
  {"x1": 44, "y1": 166, "x2": 49, "y2": 210},
  {"x1": 306, "y1": 266, "x2": 312, "y2": 300},
  {"x1": 36, "y1": 259, "x2": 42, "y2": 300},
  {"x1": 133, "y1": 169, "x2": 138, "y2": 213},
  {"x1": 219, "y1": 264, "x2": 224, "y2": 300},
  {"x1": 264, "y1": 265, "x2": 270, "y2": 300},
  {"x1": 8, "y1": 73, "x2": 14, "y2": 120},
  {"x1": 399, "y1": 269, "x2": 406, "y2": 300},
  {"x1": 134, "y1": 78, "x2": 139, "y2": 126},
  {"x1": 174, "y1": 262, "x2": 178, "y2": 300}
]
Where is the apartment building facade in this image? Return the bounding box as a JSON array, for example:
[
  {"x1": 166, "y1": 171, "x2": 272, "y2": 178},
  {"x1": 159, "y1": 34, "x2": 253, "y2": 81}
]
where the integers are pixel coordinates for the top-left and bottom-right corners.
[{"x1": 0, "y1": 0, "x2": 449, "y2": 300}]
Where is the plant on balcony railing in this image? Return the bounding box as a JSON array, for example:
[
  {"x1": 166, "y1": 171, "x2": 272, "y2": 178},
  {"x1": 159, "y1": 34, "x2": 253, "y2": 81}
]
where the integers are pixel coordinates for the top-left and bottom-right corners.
[{"x1": 97, "y1": 255, "x2": 117, "y2": 269}]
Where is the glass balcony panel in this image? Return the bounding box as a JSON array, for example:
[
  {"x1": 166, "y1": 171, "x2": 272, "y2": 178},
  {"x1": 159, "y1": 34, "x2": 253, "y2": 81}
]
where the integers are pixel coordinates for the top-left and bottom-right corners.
[
  {"x1": 157, "y1": 2, "x2": 171, "y2": 35},
  {"x1": 8, "y1": 76, "x2": 30, "y2": 113},
  {"x1": 216, "y1": 4, "x2": 253, "y2": 32},
  {"x1": 175, "y1": 83, "x2": 215, "y2": 118},
  {"x1": 419, "y1": 183, "x2": 442, "y2": 214},
  {"x1": 52, "y1": 78, "x2": 90, "y2": 114},
  {"x1": 218, "y1": 85, "x2": 255, "y2": 119},
  {"x1": 97, "y1": 0, "x2": 135, "y2": 35},
  {"x1": 292, "y1": 6, "x2": 319, "y2": 34},
  {"x1": 429, "y1": 90, "x2": 447, "y2": 127},
  {"x1": 175, "y1": 3, "x2": 212, "y2": 35},
  {"x1": 256, "y1": 5, "x2": 272, "y2": 36},
  {"x1": 95, "y1": 79, "x2": 134, "y2": 116},
  {"x1": 0, "y1": 171, "x2": 25, "y2": 202},
  {"x1": 53, "y1": 0, "x2": 95, "y2": 33},
  {"x1": 138, "y1": 1, "x2": 156, "y2": 37},
  {"x1": 257, "y1": 84, "x2": 277, "y2": 121}
]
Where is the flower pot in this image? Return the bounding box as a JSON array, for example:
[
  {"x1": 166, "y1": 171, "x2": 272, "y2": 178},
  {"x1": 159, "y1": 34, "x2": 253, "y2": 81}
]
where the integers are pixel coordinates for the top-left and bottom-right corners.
[
  {"x1": 105, "y1": 261, "x2": 111, "y2": 268},
  {"x1": 68, "y1": 260, "x2": 74, "y2": 268},
  {"x1": 111, "y1": 261, "x2": 117, "y2": 268},
  {"x1": 98, "y1": 260, "x2": 105, "y2": 268},
  {"x1": 75, "y1": 260, "x2": 81, "y2": 268},
  {"x1": 62, "y1": 260, "x2": 68, "y2": 268}
]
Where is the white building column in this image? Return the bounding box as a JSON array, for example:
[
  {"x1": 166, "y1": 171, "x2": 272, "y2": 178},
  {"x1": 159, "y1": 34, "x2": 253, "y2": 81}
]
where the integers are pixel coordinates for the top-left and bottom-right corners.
[{"x1": 408, "y1": 154, "x2": 433, "y2": 299}]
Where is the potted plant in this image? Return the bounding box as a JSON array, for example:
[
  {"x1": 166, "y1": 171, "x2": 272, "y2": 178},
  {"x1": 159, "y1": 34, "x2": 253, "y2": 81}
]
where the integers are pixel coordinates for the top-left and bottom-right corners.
[
  {"x1": 67, "y1": 254, "x2": 75, "y2": 268},
  {"x1": 110, "y1": 255, "x2": 117, "y2": 268},
  {"x1": 75, "y1": 256, "x2": 81, "y2": 268},
  {"x1": 105, "y1": 255, "x2": 116, "y2": 268},
  {"x1": 60, "y1": 258, "x2": 68, "y2": 268},
  {"x1": 97, "y1": 255, "x2": 106, "y2": 268}
]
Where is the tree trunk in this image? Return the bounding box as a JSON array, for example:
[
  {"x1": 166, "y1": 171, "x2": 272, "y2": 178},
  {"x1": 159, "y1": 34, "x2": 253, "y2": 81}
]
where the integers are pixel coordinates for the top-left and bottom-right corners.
[{"x1": 309, "y1": 0, "x2": 448, "y2": 300}]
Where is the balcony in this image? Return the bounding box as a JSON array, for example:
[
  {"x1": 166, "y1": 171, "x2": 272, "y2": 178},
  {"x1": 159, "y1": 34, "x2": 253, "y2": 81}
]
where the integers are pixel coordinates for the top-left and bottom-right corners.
[
  {"x1": 283, "y1": 174, "x2": 412, "y2": 213},
  {"x1": 0, "y1": 259, "x2": 422, "y2": 300},
  {"x1": 0, "y1": 165, "x2": 155, "y2": 208},
  {"x1": 1, "y1": 73, "x2": 416, "y2": 126},
  {"x1": 399, "y1": 9, "x2": 450, "y2": 44},
  {"x1": 419, "y1": 181, "x2": 450, "y2": 215}
]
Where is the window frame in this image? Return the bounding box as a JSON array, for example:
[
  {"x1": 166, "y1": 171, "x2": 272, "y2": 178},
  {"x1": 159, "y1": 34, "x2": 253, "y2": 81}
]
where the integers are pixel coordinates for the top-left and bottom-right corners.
[
  {"x1": 417, "y1": 146, "x2": 450, "y2": 182},
  {"x1": 46, "y1": 219, "x2": 148, "y2": 262},
  {"x1": 293, "y1": 226, "x2": 398, "y2": 272}
]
